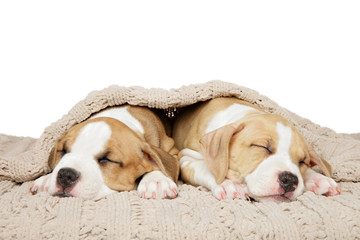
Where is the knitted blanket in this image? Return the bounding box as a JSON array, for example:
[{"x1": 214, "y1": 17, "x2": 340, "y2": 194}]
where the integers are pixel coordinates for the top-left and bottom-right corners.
[{"x1": 1, "y1": 81, "x2": 359, "y2": 239}]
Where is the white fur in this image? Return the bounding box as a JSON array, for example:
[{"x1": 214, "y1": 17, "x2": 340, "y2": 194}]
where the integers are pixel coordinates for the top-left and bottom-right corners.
[
  {"x1": 182, "y1": 105, "x2": 339, "y2": 201},
  {"x1": 180, "y1": 104, "x2": 259, "y2": 200},
  {"x1": 31, "y1": 121, "x2": 116, "y2": 200},
  {"x1": 245, "y1": 122, "x2": 304, "y2": 200},
  {"x1": 181, "y1": 122, "x2": 307, "y2": 201},
  {"x1": 212, "y1": 179, "x2": 248, "y2": 200},
  {"x1": 179, "y1": 148, "x2": 217, "y2": 190},
  {"x1": 179, "y1": 148, "x2": 248, "y2": 200},
  {"x1": 304, "y1": 168, "x2": 339, "y2": 195},
  {"x1": 137, "y1": 170, "x2": 177, "y2": 199},
  {"x1": 205, "y1": 103, "x2": 259, "y2": 133},
  {"x1": 32, "y1": 107, "x2": 177, "y2": 200},
  {"x1": 91, "y1": 106, "x2": 144, "y2": 134}
]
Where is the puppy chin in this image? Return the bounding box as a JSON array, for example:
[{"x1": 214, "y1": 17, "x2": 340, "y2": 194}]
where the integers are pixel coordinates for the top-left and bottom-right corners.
[
  {"x1": 246, "y1": 180, "x2": 304, "y2": 202},
  {"x1": 62, "y1": 185, "x2": 115, "y2": 200},
  {"x1": 51, "y1": 188, "x2": 114, "y2": 200},
  {"x1": 248, "y1": 185, "x2": 304, "y2": 202},
  {"x1": 249, "y1": 193, "x2": 296, "y2": 203},
  {"x1": 47, "y1": 180, "x2": 115, "y2": 200}
]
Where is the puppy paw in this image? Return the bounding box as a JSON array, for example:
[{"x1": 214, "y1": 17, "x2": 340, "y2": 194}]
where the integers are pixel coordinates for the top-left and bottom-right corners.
[
  {"x1": 212, "y1": 179, "x2": 249, "y2": 200},
  {"x1": 137, "y1": 171, "x2": 177, "y2": 199},
  {"x1": 30, "y1": 174, "x2": 51, "y2": 195},
  {"x1": 304, "y1": 169, "x2": 340, "y2": 196}
]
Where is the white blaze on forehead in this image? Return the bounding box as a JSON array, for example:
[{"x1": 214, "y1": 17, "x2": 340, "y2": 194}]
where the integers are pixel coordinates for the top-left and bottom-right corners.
[
  {"x1": 276, "y1": 122, "x2": 292, "y2": 156},
  {"x1": 245, "y1": 121, "x2": 305, "y2": 199},
  {"x1": 206, "y1": 103, "x2": 259, "y2": 133},
  {"x1": 71, "y1": 121, "x2": 112, "y2": 154},
  {"x1": 50, "y1": 121, "x2": 115, "y2": 200},
  {"x1": 91, "y1": 106, "x2": 144, "y2": 134}
]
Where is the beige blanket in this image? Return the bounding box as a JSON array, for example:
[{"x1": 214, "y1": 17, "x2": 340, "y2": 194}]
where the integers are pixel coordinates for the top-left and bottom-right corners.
[{"x1": 1, "y1": 81, "x2": 359, "y2": 239}]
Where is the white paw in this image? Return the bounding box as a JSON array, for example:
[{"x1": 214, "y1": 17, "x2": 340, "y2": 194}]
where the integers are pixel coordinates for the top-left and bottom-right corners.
[
  {"x1": 304, "y1": 169, "x2": 340, "y2": 196},
  {"x1": 30, "y1": 174, "x2": 51, "y2": 194},
  {"x1": 212, "y1": 179, "x2": 249, "y2": 200},
  {"x1": 137, "y1": 171, "x2": 177, "y2": 199}
]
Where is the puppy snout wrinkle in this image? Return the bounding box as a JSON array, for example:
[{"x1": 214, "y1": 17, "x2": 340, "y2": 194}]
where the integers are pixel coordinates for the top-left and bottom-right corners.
[
  {"x1": 279, "y1": 171, "x2": 298, "y2": 193},
  {"x1": 57, "y1": 168, "x2": 81, "y2": 189}
]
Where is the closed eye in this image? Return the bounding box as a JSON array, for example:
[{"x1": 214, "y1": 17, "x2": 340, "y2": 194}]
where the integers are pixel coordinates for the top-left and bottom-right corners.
[
  {"x1": 97, "y1": 152, "x2": 124, "y2": 167},
  {"x1": 98, "y1": 158, "x2": 124, "y2": 167},
  {"x1": 59, "y1": 149, "x2": 67, "y2": 156},
  {"x1": 58, "y1": 141, "x2": 69, "y2": 156},
  {"x1": 250, "y1": 144, "x2": 272, "y2": 154},
  {"x1": 58, "y1": 147, "x2": 68, "y2": 156},
  {"x1": 299, "y1": 156, "x2": 308, "y2": 166},
  {"x1": 98, "y1": 157, "x2": 111, "y2": 165}
]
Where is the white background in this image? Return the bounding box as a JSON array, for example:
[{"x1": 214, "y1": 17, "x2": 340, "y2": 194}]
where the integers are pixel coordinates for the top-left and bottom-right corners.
[{"x1": 0, "y1": 1, "x2": 359, "y2": 138}]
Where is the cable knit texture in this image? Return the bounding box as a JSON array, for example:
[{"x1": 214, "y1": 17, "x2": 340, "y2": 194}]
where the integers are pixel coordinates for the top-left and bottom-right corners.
[{"x1": 1, "y1": 81, "x2": 359, "y2": 239}]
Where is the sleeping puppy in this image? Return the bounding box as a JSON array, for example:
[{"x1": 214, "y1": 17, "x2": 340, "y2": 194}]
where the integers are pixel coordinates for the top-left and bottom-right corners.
[
  {"x1": 31, "y1": 105, "x2": 179, "y2": 200},
  {"x1": 173, "y1": 97, "x2": 340, "y2": 202}
]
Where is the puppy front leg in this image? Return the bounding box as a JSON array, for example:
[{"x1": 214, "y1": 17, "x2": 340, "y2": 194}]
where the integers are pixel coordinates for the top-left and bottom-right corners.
[
  {"x1": 30, "y1": 173, "x2": 52, "y2": 194},
  {"x1": 212, "y1": 179, "x2": 249, "y2": 200},
  {"x1": 179, "y1": 148, "x2": 216, "y2": 189},
  {"x1": 137, "y1": 171, "x2": 178, "y2": 199},
  {"x1": 304, "y1": 168, "x2": 341, "y2": 196},
  {"x1": 180, "y1": 148, "x2": 248, "y2": 200}
]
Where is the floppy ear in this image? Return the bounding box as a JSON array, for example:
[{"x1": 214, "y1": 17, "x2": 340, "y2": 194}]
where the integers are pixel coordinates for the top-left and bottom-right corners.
[
  {"x1": 48, "y1": 137, "x2": 63, "y2": 170},
  {"x1": 200, "y1": 122, "x2": 245, "y2": 184},
  {"x1": 141, "y1": 143, "x2": 180, "y2": 183},
  {"x1": 48, "y1": 147, "x2": 56, "y2": 170},
  {"x1": 308, "y1": 144, "x2": 332, "y2": 178}
]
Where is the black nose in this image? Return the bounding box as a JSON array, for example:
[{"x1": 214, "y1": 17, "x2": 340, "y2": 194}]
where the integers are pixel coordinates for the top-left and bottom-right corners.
[
  {"x1": 279, "y1": 171, "x2": 298, "y2": 193},
  {"x1": 57, "y1": 168, "x2": 80, "y2": 189}
]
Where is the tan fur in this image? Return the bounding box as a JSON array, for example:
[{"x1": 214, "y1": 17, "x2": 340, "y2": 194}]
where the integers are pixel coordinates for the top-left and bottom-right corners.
[
  {"x1": 174, "y1": 98, "x2": 261, "y2": 152},
  {"x1": 49, "y1": 106, "x2": 180, "y2": 192},
  {"x1": 173, "y1": 97, "x2": 332, "y2": 185},
  {"x1": 127, "y1": 106, "x2": 178, "y2": 157},
  {"x1": 289, "y1": 125, "x2": 311, "y2": 176},
  {"x1": 181, "y1": 163, "x2": 196, "y2": 187},
  {"x1": 227, "y1": 115, "x2": 280, "y2": 183},
  {"x1": 48, "y1": 120, "x2": 88, "y2": 169},
  {"x1": 200, "y1": 121, "x2": 245, "y2": 183}
]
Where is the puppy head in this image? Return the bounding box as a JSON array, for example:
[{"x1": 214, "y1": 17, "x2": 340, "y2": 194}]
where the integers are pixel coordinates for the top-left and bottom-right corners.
[
  {"x1": 200, "y1": 113, "x2": 331, "y2": 202},
  {"x1": 47, "y1": 117, "x2": 178, "y2": 200}
]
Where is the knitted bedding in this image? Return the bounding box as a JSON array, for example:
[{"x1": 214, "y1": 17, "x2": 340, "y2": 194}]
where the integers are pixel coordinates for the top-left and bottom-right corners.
[{"x1": 1, "y1": 81, "x2": 359, "y2": 239}]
